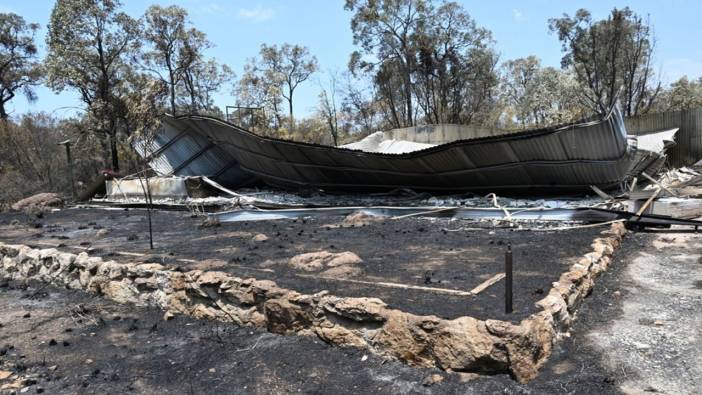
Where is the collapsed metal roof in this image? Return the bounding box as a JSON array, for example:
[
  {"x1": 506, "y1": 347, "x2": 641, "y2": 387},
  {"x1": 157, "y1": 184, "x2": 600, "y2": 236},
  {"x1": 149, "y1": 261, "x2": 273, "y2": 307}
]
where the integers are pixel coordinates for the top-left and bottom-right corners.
[{"x1": 136, "y1": 104, "x2": 674, "y2": 195}]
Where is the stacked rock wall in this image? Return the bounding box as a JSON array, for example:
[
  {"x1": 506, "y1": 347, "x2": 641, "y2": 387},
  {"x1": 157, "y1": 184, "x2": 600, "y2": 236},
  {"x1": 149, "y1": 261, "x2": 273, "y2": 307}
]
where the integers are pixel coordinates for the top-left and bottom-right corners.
[{"x1": 0, "y1": 223, "x2": 626, "y2": 383}]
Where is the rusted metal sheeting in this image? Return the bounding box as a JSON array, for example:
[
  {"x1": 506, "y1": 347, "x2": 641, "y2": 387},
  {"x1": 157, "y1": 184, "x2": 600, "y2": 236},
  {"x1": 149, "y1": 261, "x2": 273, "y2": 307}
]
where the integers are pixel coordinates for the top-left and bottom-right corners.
[{"x1": 166, "y1": 105, "x2": 637, "y2": 194}]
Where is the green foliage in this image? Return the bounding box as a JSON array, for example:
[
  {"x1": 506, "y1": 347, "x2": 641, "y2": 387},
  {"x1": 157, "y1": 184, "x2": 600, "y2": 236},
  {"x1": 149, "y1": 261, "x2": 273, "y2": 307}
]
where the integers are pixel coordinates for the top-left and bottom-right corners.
[
  {"x1": 549, "y1": 7, "x2": 660, "y2": 116},
  {"x1": 655, "y1": 76, "x2": 702, "y2": 112},
  {"x1": 500, "y1": 56, "x2": 585, "y2": 128},
  {"x1": 345, "y1": 0, "x2": 499, "y2": 127},
  {"x1": 141, "y1": 4, "x2": 193, "y2": 115},
  {"x1": 45, "y1": 0, "x2": 142, "y2": 171},
  {"x1": 236, "y1": 43, "x2": 318, "y2": 131},
  {"x1": 0, "y1": 12, "x2": 41, "y2": 119}
]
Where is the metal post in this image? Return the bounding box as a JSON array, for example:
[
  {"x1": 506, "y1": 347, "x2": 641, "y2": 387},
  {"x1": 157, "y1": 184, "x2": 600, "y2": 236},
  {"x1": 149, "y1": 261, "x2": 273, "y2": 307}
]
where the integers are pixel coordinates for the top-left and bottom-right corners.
[
  {"x1": 136, "y1": 171, "x2": 154, "y2": 250},
  {"x1": 58, "y1": 140, "x2": 76, "y2": 200},
  {"x1": 505, "y1": 243, "x2": 513, "y2": 314},
  {"x1": 145, "y1": 174, "x2": 154, "y2": 250}
]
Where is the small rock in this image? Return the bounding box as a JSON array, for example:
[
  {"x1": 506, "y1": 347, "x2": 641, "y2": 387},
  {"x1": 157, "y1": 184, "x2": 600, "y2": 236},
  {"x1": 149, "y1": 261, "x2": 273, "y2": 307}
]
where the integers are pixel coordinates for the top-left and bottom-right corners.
[
  {"x1": 341, "y1": 211, "x2": 387, "y2": 227},
  {"x1": 288, "y1": 251, "x2": 362, "y2": 272},
  {"x1": 361, "y1": 355, "x2": 368, "y2": 362},
  {"x1": 613, "y1": 291, "x2": 621, "y2": 297},
  {"x1": 84, "y1": 359, "x2": 93, "y2": 364},
  {"x1": 47, "y1": 366, "x2": 57, "y2": 372},
  {"x1": 633, "y1": 341, "x2": 650, "y2": 350},
  {"x1": 654, "y1": 320, "x2": 664, "y2": 326},
  {"x1": 48, "y1": 339, "x2": 57, "y2": 346},
  {"x1": 163, "y1": 311, "x2": 175, "y2": 321},
  {"x1": 20, "y1": 386, "x2": 30, "y2": 393},
  {"x1": 421, "y1": 373, "x2": 444, "y2": 386},
  {"x1": 251, "y1": 233, "x2": 268, "y2": 243},
  {"x1": 1, "y1": 380, "x2": 21, "y2": 390},
  {"x1": 208, "y1": 368, "x2": 216, "y2": 373},
  {"x1": 96, "y1": 229, "x2": 109, "y2": 237},
  {"x1": 0, "y1": 370, "x2": 12, "y2": 380},
  {"x1": 456, "y1": 372, "x2": 480, "y2": 383}
]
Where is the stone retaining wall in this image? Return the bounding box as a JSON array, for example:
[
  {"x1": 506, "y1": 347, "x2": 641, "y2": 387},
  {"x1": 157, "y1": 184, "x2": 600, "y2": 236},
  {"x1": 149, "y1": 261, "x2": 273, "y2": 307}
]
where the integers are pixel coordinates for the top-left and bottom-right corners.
[{"x1": 0, "y1": 223, "x2": 626, "y2": 383}]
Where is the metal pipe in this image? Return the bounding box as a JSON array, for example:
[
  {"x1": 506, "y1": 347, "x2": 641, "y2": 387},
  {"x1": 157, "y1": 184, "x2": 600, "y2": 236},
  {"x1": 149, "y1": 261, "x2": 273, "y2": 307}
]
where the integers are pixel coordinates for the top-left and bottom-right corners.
[
  {"x1": 505, "y1": 243, "x2": 513, "y2": 314},
  {"x1": 57, "y1": 140, "x2": 76, "y2": 200}
]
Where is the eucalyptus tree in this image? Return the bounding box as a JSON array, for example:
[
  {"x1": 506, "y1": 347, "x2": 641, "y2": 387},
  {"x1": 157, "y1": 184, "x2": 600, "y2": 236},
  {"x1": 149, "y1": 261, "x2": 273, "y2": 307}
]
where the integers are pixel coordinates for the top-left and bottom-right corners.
[
  {"x1": 501, "y1": 56, "x2": 584, "y2": 127},
  {"x1": 180, "y1": 57, "x2": 233, "y2": 115},
  {"x1": 46, "y1": 0, "x2": 141, "y2": 171},
  {"x1": 260, "y1": 43, "x2": 317, "y2": 129},
  {"x1": 0, "y1": 13, "x2": 42, "y2": 119},
  {"x1": 142, "y1": 5, "x2": 192, "y2": 115},
  {"x1": 142, "y1": 5, "x2": 229, "y2": 116},
  {"x1": 549, "y1": 7, "x2": 660, "y2": 116},
  {"x1": 655, "y1": 76, "x2": 702, "y2": 112},
  {"x1": 346, "y1": 0, "x2": 425, "y2": 127},
  {"x1": 236, "y1": 43, "x2": 317, "y2": 131},
  {"x1": 345, "y1": 0, "x2": 499, "y2": 127}
]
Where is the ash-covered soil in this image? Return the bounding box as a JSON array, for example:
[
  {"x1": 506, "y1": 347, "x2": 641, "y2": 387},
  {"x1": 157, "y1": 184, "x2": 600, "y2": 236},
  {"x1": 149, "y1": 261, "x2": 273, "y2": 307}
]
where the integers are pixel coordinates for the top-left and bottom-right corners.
[
  {"x1": 0, "y1": 208, "x2": 601, "y2": 321},
  {"x1": 3, "y1": 209, "x2": 698, "y2": 394}
]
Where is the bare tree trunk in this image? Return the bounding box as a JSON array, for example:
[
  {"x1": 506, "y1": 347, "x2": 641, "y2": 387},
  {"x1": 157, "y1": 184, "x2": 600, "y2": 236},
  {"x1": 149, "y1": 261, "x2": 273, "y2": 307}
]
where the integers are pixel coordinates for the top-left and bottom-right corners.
[
  {"x1": 288, "y1": 88, "x2": 294, "y2": 130},
  {"x1": 109, "y1": 132, "x2": 119, "y2": 171}
]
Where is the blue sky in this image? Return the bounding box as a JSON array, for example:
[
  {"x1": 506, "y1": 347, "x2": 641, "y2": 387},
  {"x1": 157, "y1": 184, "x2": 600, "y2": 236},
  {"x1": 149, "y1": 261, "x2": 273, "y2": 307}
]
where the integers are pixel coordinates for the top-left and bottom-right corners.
[{"x1": 1, "y1": 0, "x2": 701, "y2": 119}]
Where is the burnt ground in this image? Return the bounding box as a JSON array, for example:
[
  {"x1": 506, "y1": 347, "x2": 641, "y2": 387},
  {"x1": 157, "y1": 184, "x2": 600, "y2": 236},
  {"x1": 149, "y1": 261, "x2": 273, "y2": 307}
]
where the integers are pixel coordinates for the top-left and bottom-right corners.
[
  {"x1": 0, "y1": 208, "x2": 602, "y2": 322},
  {"x1": 2, "y1": 231, "x2": 699, "y2": 394}
]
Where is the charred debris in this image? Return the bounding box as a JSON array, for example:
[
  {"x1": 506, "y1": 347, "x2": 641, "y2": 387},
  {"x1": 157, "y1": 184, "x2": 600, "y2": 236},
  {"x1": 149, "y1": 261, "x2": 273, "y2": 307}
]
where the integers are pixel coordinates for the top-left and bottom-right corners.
[{"x1": 87, "y1": 103, "x2": 702, "y2": 231}]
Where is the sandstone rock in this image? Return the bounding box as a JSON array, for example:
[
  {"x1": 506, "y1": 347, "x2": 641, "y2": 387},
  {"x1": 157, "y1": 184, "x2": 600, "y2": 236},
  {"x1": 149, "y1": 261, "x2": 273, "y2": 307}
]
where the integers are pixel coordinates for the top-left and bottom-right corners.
[
  {"x1": 11, "y1": 193, "x2": 63, "y2": 211},
  {"x1": 321, "y1": 265, "x2": 363, "y2": 278},
  {"x1": 455, "y1": 372, "x2": 480, "y2": 382},
  {"x1": 324, "y1": 297, "x2": 387, "y2": 322},
  {"x1": 100, "y1": 280, "x2": 139, "y2": 304},
  {"x1": 251, "y1": 233, "x2": 269, "y2": 243},
  {"x1": 432, "y1": 317, "x2": 497, "y2": 371},
  {"x1": 0, "y1": 379, "x2": 22, "y2": 390},
  {"x1": 289, "y1": 251, "x2": 331, "y2": 271},
  {"x1": 314, "y1": 324, "x2": 367, "y2": 348},
  {"x1": 288, "y1": 251, "x2": 362, "y2": 272},
  {"x1": 421, "y1": 373, "x2": 444, "y2": 386},
  {"x1": 327, "y1": 251, "x2": 363, "y2": 267},
  {"x1": 0, "y1": 370, "x2": 12, "y2": 380},
  {"x1": 342, "y1": 211, "x2": 387, "y2": 227},
  {"x1": 371, "y1": 312, "x2": 435, "y2": 367},
  {"x1": 264, "y1": 298, "x2": 312, "y2": 334}
]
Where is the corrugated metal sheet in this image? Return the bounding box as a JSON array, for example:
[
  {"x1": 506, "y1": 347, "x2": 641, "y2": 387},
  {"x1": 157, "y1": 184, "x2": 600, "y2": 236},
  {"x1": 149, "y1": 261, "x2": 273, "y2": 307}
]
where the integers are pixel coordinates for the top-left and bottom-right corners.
[
  {"x1": 153, "y1": 104, "x2": 650, "y2": 194},
  {"x1": 626, "y1": 108, "x2": 702, "y2": 167},
  {"x1": 132, "y1": 118, "x2": 257, "y2": 187}
]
